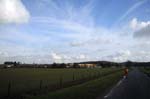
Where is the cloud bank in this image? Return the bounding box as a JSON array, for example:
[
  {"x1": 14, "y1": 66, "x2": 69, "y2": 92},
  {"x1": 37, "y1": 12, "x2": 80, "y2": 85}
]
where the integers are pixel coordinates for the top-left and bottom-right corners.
[{"x1": 0, "y1": 0, "x2": 150, "y2": 63}]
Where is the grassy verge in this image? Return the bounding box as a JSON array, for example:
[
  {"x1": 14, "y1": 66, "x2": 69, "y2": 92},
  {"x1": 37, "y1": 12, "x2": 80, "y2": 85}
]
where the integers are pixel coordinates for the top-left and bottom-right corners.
[
  {"x1": 141, "y1": 67, "x2": 150, "y2": 73},
  {"x1": 28, "y1": 70, "x2": 123, "y2": 99},
  {"x1": 140, "y1": 67, "x2": 150, "y2": 77}
]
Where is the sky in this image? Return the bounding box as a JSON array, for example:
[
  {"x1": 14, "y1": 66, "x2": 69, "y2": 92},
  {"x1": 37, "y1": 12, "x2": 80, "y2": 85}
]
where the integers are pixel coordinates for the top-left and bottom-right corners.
[{"x1": 0, "y1": 0, "x2": 150, "y2": 64}]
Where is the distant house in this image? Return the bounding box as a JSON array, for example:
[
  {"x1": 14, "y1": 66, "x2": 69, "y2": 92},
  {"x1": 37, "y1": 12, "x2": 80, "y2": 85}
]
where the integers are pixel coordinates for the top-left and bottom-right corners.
[
  {"x1": 4, "y1": 62, "x2": 15, "y2": 68},
  {"x1": 66, "y1": 63, "x2": 73, "y2": 68},
  {"x1": 78, "y1": 63, "x2": 97, "y2": 68}
]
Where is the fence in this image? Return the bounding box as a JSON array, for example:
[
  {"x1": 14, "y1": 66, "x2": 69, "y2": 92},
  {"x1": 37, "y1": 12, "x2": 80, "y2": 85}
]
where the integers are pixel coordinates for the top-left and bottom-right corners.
[{"x1": 1, "y1": 69, "x2": 122, "y2": 99}]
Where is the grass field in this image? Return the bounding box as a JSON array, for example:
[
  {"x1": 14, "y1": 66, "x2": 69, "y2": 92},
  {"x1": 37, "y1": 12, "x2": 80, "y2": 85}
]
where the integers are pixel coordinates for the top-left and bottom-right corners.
[
  {"x1": 0, "y1": 68, "x2": 122, "y2": 98},
  {"x1": 28, "y1": 70, "x2": 123, "y2": 99}
]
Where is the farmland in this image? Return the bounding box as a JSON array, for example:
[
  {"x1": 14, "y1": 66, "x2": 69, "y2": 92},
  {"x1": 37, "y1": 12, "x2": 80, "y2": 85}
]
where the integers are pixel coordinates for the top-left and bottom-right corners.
[
  {"x1": 0, "y1": 68, "x2": 123, "y2": 98},
  {"x1": 29, "y1": 70, "x2": 123, "y2": 99}
]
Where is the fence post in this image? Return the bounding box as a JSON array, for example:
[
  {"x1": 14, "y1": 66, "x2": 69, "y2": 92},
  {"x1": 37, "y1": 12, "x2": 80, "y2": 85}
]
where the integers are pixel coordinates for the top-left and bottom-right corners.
[
  {"x1": 59, "y1": 75, "x2": 63, "y2": 88},
  {"x1": 92, "y1": 72, "x2": 94, "y2": 79},
  {"x1": 7, "y1": 81, "x2": 11, "y2": 97},
  {"x1": 82, "y1": 73, "x2": 84, "y2": 79},
  {"x1": 94, "y1": 72, "x2": 96, "y2": 78},
  {"x1": 40, "y1": 80, "x2": 42, "y2": 90},
  {"x1": 81, "y1": 73, "x2": 84, "y2": 81},
  {"x1": 73, "y1": 73, "x2": 75, "y2": 81},
  {"x1": 89, "y1": 72, "x2": 92, "y2": 80}
]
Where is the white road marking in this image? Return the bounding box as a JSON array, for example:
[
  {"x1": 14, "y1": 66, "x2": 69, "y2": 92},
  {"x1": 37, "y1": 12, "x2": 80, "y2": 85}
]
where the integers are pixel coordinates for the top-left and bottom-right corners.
[{"x1": 104, "y1": 77, "x2": 125, "y2": 98}]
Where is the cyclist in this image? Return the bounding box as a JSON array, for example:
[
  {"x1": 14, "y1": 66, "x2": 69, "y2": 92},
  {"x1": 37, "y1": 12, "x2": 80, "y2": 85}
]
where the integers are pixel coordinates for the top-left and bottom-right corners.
[{"x1": 124, "y1": 67, "x2": 128, "y2": 78}]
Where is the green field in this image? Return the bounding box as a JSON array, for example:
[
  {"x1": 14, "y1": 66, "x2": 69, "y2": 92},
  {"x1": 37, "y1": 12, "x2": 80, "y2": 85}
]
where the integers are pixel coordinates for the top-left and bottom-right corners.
[
  {"x1": 29, "y1": 70, "x2": 123, "y2": 99},
  {"x1": 0, "y1": 68, "x2": 122, "y2": 98}
]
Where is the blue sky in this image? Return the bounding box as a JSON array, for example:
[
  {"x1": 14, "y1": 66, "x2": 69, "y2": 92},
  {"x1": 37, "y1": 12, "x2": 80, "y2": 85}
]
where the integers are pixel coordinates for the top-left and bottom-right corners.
[{"x1": 0, "y1": 0, "x2": 150, "y2": 63}]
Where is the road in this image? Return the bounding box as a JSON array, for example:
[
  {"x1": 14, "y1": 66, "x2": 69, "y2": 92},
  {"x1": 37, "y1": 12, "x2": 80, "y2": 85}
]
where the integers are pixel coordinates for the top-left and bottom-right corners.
[{"x1": 102, "y1": 68, "x2": 150, "y2": 99}]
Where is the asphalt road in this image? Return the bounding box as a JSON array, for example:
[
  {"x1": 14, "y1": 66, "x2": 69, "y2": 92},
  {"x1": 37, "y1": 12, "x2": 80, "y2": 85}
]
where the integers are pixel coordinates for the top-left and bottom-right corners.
[{"x1": 103, "y1": 68, "x2": 150, "y2": 99}]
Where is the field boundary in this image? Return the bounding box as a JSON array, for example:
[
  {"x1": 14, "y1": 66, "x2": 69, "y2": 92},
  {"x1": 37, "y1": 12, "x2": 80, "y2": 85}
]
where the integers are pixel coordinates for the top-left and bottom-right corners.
[
  {"x1": 29, "y1": 70, "x2": 123, "y2": 99},
  {"x1": 1, "y1": 69, "x2": 122, "y2": 99}
]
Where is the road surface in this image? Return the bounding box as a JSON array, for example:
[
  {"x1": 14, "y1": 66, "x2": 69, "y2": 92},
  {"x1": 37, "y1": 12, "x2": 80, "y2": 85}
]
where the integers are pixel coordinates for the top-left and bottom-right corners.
[{"x1": 102, "y1": 68, "x2": 150, "y2": 99}]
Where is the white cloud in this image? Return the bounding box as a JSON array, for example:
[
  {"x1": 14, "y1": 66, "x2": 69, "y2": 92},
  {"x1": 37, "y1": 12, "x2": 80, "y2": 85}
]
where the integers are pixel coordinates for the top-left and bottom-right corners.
[
  {"x1": 105, "y1": 50, "x2": 131, "y2": 62},
  {"x1": 130, "y1": 18, "x2": 150, "y2": 39},
  {"x1": 0, "y1": 0, "x2": 30, "y2": 24},
  {"x1": 51, "y1": 52, "x2": 62, "y2": 60},
  {"x1": 51, "y1": 52, "x2": 70, "y2": 63},
  {"x1": 69, "y1": 37, "x2": 114, "y2": 48},
  {"x1": 77, "y1": 54, "x2": 87, "y2": 60},
  {"x1": 130, "y1": 18, "x2": 150, "y2": 31},
  {"x1": 133, "y1": 25, "x2": 150, "y2": 38},
  {"x1": 70, "y1": 41, "x2": 84, "y2": 47},
  {"x1": 50, "y1": 51, "x2": 90, "y2": 63},
  {"x1": 0, "y1": 51, "x2": 8, "y2": 57},
  {"x1": 130, "y1": 18, "x2": 138, "y2": 30}
]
